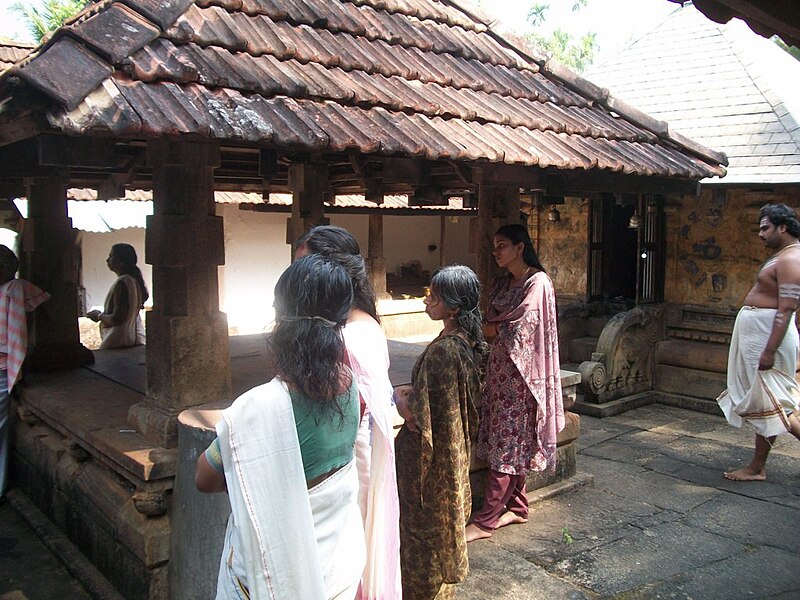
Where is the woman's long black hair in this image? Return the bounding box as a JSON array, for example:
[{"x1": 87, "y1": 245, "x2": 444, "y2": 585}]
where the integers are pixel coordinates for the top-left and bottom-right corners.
[
  {"x1": 295, "y1": 225, "x2": 380, "y2": 322},
  {"x1": 111, "y1": 243, "x2": 149, "y2": 307},
  {"x1": 495, "y1": 224, "x2": 545, "y2": 272},
  {"x1": 270, "y1": 254, "x2": 354, "y2": 413},
  {"x1": 429, "y1": 265, "x2": 489, "y2": 371}
]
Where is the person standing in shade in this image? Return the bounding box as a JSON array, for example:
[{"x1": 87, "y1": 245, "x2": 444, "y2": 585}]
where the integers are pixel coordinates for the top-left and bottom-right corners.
[
  {"x1": 466, "y1": 224, "x2": 563, "y2": 542},
  {"x1": 196, "y1": 254, "x2": 365, "y2": 599},
  {"x1": 295, "y1": 225, "x2": 401, "y2": 600},
  {"x1": 0, "y1": 245, "x2": 50, "y2": 500},
  {"x1": 718, "y1": 203, "x2": 800, "y2": 481},
  {"x1": 87, "y1": 243, "x2": 147, "y2": 349},
  {"x1": 394, "y1": 265, "x2": 485, "y2": 600}
]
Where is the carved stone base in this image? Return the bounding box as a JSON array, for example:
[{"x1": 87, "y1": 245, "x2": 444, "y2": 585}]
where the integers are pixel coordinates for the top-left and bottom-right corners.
[
  {"x1": 572, "y1": 391, "x2": 656, "y2": 418},
  {"x1": 128, "y1": 400, "x2": 181, "y2": 449}
]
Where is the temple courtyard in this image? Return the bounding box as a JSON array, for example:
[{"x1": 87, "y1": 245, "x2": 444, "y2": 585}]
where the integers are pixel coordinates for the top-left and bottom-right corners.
[{"x1": 2, "y1": 400, "x2": 798, "y2": 599}]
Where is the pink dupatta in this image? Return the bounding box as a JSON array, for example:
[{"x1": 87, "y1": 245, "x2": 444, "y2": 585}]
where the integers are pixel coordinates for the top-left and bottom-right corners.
[
  {"x1": 487, "y1": 271, "x2": 564, "y2": 471},
  {"x1": 343, "y1": 319, "x2": 402, "y2": 600}
]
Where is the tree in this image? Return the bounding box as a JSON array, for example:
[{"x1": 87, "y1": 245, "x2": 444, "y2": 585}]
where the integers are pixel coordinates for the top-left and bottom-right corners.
[
  {"x1": 524, "y1": 1, "x2": 598, "y2": 73},
  {"x1": 773, "y1": 37, "x2": 800, "y2": 61},
  {"x1": 12, "y1": 0, "x2": 92, "y2": 43}
]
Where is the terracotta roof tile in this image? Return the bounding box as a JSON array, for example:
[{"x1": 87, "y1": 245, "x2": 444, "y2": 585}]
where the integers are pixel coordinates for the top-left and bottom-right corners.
[{"x1": 2, "y1": 0, "x2": 725, "y2": 181}]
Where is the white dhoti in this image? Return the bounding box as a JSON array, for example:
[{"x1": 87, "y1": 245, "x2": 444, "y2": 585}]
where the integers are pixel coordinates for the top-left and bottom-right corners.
[
  {"x1": 717, "y1": 307, "x2": 800, "y2": 437},
  {"x1": 216, "y1": 379, "x2": 366, "y2": 600}
]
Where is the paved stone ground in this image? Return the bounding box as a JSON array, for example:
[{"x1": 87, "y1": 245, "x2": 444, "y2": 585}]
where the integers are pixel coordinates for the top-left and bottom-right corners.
[
  {"x1": 458, "y1": 404, "x2": 800, "y2": 599},
  {"x1": 3, "y1": 403, "x2": 800, "y2": 599},
  {"x1": 0, "y1": 501, "x2": 90, "y2": 600}
]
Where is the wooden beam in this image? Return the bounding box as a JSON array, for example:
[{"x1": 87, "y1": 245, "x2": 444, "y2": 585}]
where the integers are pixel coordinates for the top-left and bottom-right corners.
[{"x1": 38, "y1": 135, "x2": 121, "y2": 168}]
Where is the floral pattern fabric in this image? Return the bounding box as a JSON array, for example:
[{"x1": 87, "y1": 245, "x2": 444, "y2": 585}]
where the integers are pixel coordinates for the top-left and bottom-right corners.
[
  {"x1": 477, "y1": 271, "x2": 563, "y2": 475},
  {"x1": 395, "y1": 335, "x2": 480, "y2": 600}
]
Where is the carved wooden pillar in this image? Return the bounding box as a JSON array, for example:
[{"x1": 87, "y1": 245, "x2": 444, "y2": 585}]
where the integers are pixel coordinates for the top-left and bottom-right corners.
[
  {"x1": 368, "y1": 214, "x2": 391, "y2": 300},
  {"x1": 22, "y1": 174, "x2": 93, "y2": 370},
  {"x1": 473, "y1": 169, "x2": 521, "y2": 309},
  {"x1": 128, "y1": 140, "x2": 231, "y2": 448},
  {"x1": 285, "y1": 162, "x2": 329, "y2": 252}
]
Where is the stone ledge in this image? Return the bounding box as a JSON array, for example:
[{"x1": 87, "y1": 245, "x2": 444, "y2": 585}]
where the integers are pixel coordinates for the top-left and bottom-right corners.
[
  {"x1": 20, "y1": 369, "x2": 176, "y2": 486},
  {"x1": 572, "y1": 392, "x2": 656, "y2": 418}
]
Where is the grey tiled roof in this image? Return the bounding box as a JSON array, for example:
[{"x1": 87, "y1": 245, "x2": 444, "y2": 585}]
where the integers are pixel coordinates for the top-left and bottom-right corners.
[
  {"x1": 0, "y1": 38, "x2": 34, "y2": 72},
  {"x1": 589, "y1": 5, "x2": 800, "y2": 185}
]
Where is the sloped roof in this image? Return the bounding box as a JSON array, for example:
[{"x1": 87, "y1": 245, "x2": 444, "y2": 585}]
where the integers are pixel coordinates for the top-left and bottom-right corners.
[
  {"x1": 668, "y1": 0, "x2": 800, "y2": 49},
  {"x1": 589, "y1": 5, "x2": 800, "y2": 185},
  {"x1": 0, "y1": 0, "x2": 725, "y2": 183},
  {"x1": 0, "y1": 39, "x2": 34, "y2": 72}
]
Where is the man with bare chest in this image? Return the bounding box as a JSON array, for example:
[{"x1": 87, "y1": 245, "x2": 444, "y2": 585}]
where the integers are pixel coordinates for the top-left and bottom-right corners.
[{"x1": 717, "y1": 203, "x2": 800, "y2": 481}]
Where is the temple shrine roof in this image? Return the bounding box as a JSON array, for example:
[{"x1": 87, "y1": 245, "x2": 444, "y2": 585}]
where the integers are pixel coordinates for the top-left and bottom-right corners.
[{"x1": 0, "y1": 0, "x2": 726, "y2": 184}]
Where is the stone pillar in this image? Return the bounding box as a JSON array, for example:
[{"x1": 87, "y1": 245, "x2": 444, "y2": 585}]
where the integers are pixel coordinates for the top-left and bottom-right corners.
[
  {"x1": 368, "y1": 214, "x2": 391, "y2": 300},
  {"x1": 128, "y1": 141, "x2": 231, "y2": 448},
  {"x1": 285, "y1": 162, "x2": 329, "y2": 252},
  {"x1": 22, "y1": 174, "x2": 93, "y2": 370}
]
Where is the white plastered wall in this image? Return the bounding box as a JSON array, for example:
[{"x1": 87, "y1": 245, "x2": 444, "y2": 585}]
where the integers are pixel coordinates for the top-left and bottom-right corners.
[{"x1": 79, "y1": 207, "x2": 475, "y2": 336}]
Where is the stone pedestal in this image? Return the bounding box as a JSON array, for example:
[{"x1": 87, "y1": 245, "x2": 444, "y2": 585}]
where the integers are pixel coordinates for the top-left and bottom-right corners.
[
  {"x1": 129, "y1": 141, "x2": 232, "y2": 448},
  {"x1": 22, "y1": 175, "x2": 93, "y2": 370},
  {"x1": 169, "y1": 407, "x2": 230, "y2": 600}
]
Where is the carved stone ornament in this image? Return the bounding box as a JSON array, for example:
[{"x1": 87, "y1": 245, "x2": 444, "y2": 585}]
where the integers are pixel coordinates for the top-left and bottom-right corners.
[
  {"x1": 132, "y1": 489, "x2": 169, "y2": 517},
  {"x1": 578, "y1": 359, "x2": 607, "y2": 395}
]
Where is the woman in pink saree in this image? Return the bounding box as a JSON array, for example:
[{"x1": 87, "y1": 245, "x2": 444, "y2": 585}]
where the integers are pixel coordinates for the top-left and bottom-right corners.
[{"x1": 466, "y1": 224, "x2": 564, "y2": 542}]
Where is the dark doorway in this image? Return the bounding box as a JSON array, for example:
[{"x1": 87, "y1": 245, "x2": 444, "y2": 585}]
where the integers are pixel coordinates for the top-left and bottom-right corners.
[{"x1": 588, "y1": 194, "x2": 665, "y2": 305}]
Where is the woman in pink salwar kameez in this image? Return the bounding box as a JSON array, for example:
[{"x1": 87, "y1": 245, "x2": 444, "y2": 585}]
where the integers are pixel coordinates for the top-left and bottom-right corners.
[{"x1": 466, "y1": 224, "x2": 564, "y2": 542}]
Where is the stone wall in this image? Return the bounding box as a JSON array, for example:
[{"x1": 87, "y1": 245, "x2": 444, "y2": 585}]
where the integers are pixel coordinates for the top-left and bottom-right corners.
[
  {"x1": 532, "y1": 197, "x2": 589, "y2": 299},
  {"x1": 665, "y1": 187, "x2": 800, "y2": 308}
]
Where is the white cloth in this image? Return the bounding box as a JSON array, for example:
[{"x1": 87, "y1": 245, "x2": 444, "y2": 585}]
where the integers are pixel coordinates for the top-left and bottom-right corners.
[
  {"x1": 99, "y1": 274, "x2": 145, "y2": 349},
  {"x1": 718, "y1": 307, "x2": 800, "y2": 437},
  {"x1": 215, "y1": 378, "x2": 365, "y2": 600},
  {"x1": 343, "y1": 319, "x2": 402, "y2": 600}
]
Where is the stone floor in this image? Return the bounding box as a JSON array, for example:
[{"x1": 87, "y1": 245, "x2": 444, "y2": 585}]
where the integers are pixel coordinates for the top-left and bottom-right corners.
[
  {"x1": 4, "y1": 401, "x2": 800, "y2": 599},
  {"x1": 458, "y1": 404, "x2": 800, "y2": 599}
]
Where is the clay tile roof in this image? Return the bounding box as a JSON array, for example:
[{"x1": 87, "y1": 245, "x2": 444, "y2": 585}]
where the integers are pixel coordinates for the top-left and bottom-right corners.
[
  {"x1": 589, "y1": 5, "x2": 800, "y2": 185},
  {"x1": 0, "y1": 0, "x2": 726, "y2": 180},
  {"x1": 0, "y1": 38, "x2": 35, "y2": 72}
]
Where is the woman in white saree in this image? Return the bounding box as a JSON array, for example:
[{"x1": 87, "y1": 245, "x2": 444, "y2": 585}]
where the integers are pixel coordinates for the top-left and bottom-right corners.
[{"x1": 196, "y1": 254, "x2": 366, "y2": 600}]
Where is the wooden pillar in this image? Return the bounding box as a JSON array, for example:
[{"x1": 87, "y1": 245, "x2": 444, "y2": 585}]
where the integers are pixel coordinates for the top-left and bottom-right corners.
[
  {"x1": 128, "y1": 140, "x2": 231, "y2": 448},
  {"x1": 473, "y1": 169, "x2": 521, "y2": 309},
  {"x1": 368, "y1": 214, "x2": 391, "y2": 300},
  {"x1": 22, "y1": 174, "x2": 93, "y2": 370},
  {"x1": 285, "y1": 162, "x2": 329, "y2": 252}
]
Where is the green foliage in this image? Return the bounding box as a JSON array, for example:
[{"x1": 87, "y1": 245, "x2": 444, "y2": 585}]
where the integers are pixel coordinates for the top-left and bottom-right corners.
[
  {"x1": 524, "y1": 1, "x2": 598, "y2": 73},
  {"x1": 11, "y1": 0, "x2": 92, "y2": 42},
  {"x1": 525, "y1": 29, "x2": 598, "y2": 73},
  {"x1": 773, "y1": 37, "x2": 800, "y2": 61},
  {"x1": 527, "y1": 3, "x2": 549, "y2": 28},
  {"x1": 562, "y1": 526, "x2": 574, "y2": 545}
]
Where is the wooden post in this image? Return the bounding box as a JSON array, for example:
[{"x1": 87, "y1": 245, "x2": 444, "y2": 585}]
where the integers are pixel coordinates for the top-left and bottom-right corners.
[
  {"x1": 286, "y1": 162, "x2": 329, "y2": 253},
  {"x1": 473, "y1": 168, "x2": 521, "y2": 309},
  {"x1": 128, "y1": 140, "x2": 231, "y2": 448},
  {"x1": 368, "y1": 214, "x2": 391, "y2": 300},
  {"x1": 22, "y1": 174, "x2": 93, "y2": 370}
]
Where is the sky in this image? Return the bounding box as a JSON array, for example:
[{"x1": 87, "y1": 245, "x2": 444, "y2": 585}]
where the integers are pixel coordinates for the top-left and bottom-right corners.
[{"x1": 0, "y1": 0, "x2": 680, "y2": 62}]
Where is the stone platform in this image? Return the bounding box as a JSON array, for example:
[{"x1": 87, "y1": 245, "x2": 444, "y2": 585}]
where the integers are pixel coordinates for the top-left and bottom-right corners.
[{"x1": 10, "y1": 334, "x2": 581, "y2": 600}]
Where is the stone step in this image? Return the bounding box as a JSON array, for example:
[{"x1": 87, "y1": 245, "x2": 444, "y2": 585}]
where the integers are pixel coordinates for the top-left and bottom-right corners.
[
  {"x1": 567, "y1": 336, "x2": 598, "y2": 363},
  {"x1": 586, "y1": 314, "x2": 613, "y2": 338}
]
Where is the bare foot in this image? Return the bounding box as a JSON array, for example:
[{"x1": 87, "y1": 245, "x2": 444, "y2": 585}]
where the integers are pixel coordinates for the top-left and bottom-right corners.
[
  {"x1": 465, "y1": 523, "x2": 492, "y2": 542},
  {"x1": 497, "y1": 511, "x2": 528, "y2": 528},
  {"x1": 723, "y1": 466, "x2": 766, "y2": 481}
]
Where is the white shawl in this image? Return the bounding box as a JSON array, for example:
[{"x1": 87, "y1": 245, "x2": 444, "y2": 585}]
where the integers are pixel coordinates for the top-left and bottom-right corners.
[{"x1": 216, "y1": 378, "x2": 365, "y2": 600}]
